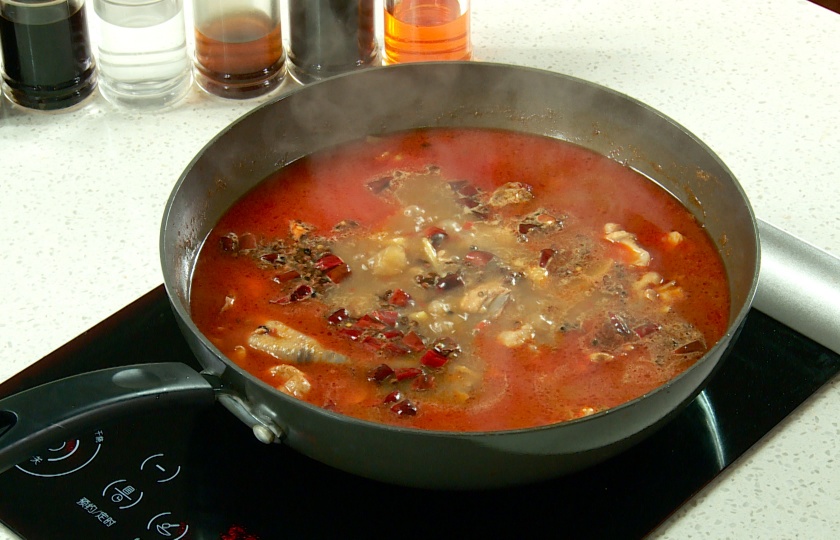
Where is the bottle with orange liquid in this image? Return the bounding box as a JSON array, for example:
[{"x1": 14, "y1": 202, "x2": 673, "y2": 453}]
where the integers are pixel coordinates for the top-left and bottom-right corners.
[
  {"x1": 192, "y1": 0, "x2": 285, "y2": 99},
  {"x1": 384, "y1": 0, "x2": 471, "y2": 64}
]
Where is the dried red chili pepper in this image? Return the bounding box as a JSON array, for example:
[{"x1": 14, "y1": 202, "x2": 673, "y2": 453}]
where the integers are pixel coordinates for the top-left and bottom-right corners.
[
  {"x1": 401, "y1": 331, "x2": 425, "y2": 351},
  {"x1": 273, "y1": 270, "x2": 301, "y2": 283},
  {"x1": 464, "y1": 250, "x2": 494, "y2": 266},
  {"x1": 674, "y1": 340, "x2": 705, "y2": 354},
  {"x1": 420, "y1": 349, "x2": 448, "y2": 368},
  {"x1": 368, "y1": 364, "x2": 395, "y2": 382},
  {"x1": 633, "y1": 323, "x2": 661, "y2": 338},
  {"x1": 412, "y1": 372, "x2": 435, "y2": 391},
  {"x1": 367, "y1": 176, "x2": 392, "y2": 193},
  {"x1": 519, "y1": 223, "x2": 539, "y2": 235},
  {"x1": 433, "y1": 337, "x2": 461, "y2": 357},
  {"x1": 390, "y1": 399, "x2": 417, "y2": 416},
  {"x1": 435, "y1": 273, "x2": 464, "y2": 292},
  {"x1": 327, "y1": 308, "x2": 350, "y2": 325},
  {"x1": 383, "y1": 390, "x2": 402, "y2": 403},
  {"x1": 538, "y1": 248, "x2": 557, "y2": 269},
  {"x1": 388, "y1": 288, "x2": 413, "y2": 307},
  {"x1": 394, "y1": 367, "x2": 423, "y2": 381},
  {"x1": 315, "y1": 253, "x2": 344, "y2": 271},
  {"x1": 338, "y1": 328, "x2": 363, "y2": 341},
  {"x1": 325, "y1": 263, "x2": 351, "y2": 283},
  {"x1": 219, "y1": 233, "x2": 238, "y2": 252},
  {"x1": 260, "y1": 252, "x2": 282, "y2": 263},
  {"x1": 369, "y1": 310, "x2": 399, "y2": 327},
  {"x1": 355, "y1": 314, "x2": 386, "y2": 330},
  {"x1": 269, "y1": 284, "x2": 313, "y2": 304}
]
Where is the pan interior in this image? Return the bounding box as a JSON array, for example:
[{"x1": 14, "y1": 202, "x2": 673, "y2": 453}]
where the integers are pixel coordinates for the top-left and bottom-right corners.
[{"x1": 161, "y1": 62, "x2": 757, "y2": 438}]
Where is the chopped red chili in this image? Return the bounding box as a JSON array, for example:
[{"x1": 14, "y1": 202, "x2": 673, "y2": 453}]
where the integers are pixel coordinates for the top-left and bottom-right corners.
[
  {"x1": 315, "y1": 253, "x2": 344, "y2": 271},
  {"x1": 383, "y1": 390, "x2": 402, "y2": 403},
  {"x1": 464, "y1": 250, "x2": 494, "y2": 266},
  {"x1": 327, "y1": 308, "x2": 350, "y2": 325},
  {"x1": 420, "y1": 349, "x2": 448, "y2": 368},
  {"x1": 674, "y1": 340, "x2": 705, "y2": 354},
  {"x1": 538, "y1": 248, "x2": 557, "y2": 268},
  {"x1": 394, "y1": 367, "x2": 423, "y2": 381},
  {"x1": 368, "y1": 364, "x2": 395, "y2": 382},
  {"x1": 388, "y1": 288, "x2": 413, "y2": 307},
  {"x1": 390, "y1": 399, "x2": 417, "y2": 416},
  {"x1": 273, "y1": 270, "x2": 301, "y2": 283}
]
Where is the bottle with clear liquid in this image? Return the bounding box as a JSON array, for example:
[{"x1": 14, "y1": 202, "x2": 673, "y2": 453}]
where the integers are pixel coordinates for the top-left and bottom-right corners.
[{"x1": 93, "y1": 0, "x2": 192, "y2": 109}]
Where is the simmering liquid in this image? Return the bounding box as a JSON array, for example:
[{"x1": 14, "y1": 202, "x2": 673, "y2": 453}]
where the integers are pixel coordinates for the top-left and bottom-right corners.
[
  {"x1": 0, "y1": 2, "x2": 96, "y2": 110},
  {"x1": 194, "y1": 11, "x2": 284, "y2": 98},
  {"x1": 190, "y1": 128, "x2": 730, "y2": 432},
  {"x1": 384, "y1": 0, "x2": 471, "y2": 64}
]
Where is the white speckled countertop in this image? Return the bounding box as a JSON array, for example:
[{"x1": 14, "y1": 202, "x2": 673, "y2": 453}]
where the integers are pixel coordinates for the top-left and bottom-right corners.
[{"x1": 1, "y1": 0, "x2": 839, "y2": 538}]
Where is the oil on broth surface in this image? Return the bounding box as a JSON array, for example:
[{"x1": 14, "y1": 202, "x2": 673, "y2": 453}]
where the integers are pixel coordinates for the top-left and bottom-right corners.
[{"x1": 190, "y1": 128, "x2": 730, "y2": 431}]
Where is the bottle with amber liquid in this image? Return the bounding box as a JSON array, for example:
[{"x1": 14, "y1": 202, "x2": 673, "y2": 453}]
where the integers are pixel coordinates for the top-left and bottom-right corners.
[
  {"x1": 192, "y1": 0, "x2": 285, "y2": 99},
  {"x1": 384, "y1": 0, "x2": 471, "y2": 64},
  {"x1": 0, "y1": 0, "x2": 97, "y2": 110},
  {"x1": 286, "y1": 0, "x2": 378, "y2": 84}
]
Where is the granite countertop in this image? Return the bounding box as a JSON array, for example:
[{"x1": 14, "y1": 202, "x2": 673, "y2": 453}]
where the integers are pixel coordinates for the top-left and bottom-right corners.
[{"x1": 2, "y1": 0, "x2": 839, "y2": 538}]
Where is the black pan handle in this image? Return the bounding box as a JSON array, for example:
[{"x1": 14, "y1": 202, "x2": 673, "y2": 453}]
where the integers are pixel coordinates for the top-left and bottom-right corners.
[{"x1": 0, "y1": 362, "x2": 217, "y2": 475}]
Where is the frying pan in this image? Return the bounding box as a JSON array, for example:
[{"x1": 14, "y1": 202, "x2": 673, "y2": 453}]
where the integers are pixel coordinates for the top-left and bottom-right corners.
[{"x1": 0, "y1": 62, "x2": 760, "y2": 489}]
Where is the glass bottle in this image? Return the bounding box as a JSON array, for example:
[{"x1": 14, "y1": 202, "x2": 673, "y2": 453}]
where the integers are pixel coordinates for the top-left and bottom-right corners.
[
  {"x1": 93, "y1": 0, "x2": 192, "y2": 109},
  {"x1": 0, "y1": 0, "x2": 97, "y2": 111},
  {"x1": 384, "y1": 0, "x2": 472, "y2": 64},
  {"x1": 192, "y1": 0, "x2": 285, "y2": 99},
  {"x1": 286, "y1": 0, "x2": 378, "y2": 84}
]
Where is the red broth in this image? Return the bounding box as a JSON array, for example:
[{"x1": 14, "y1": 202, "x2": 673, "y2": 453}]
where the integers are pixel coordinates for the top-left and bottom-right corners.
[{"x1": 190, "y1": 128, "x2": 730, "y2": 431}]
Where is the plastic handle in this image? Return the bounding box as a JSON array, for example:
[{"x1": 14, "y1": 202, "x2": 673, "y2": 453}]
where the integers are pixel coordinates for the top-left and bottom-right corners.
[{"x1": 0, "y1": 362, "x2": 217, "y2": 475}]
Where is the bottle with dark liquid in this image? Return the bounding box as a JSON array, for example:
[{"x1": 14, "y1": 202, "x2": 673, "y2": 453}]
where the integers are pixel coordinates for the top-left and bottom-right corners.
[
  {"x1": 286, "y1": 0, "x2": 378, "y2": 84},
  {"x1": 192, "y1": 0, "x2": 285, "y2": 99},
  {"x1": 0, "y1": 0, "x2": 97, "y2": 110}
]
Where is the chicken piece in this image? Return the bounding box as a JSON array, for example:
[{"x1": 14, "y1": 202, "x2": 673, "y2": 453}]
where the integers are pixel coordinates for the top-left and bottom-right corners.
[
  {"x1": 438, "y1": 365, "x2": 481, "y2": 403},
  {"x1": 604, "y1": 223, "x2": 651, "y2": 267},
  {"x1": 459, "y1": 281, "x2": 511, "y2": 317},
  {"x1": 488, "y1": 182, "x2": 534, "y2": 207},
  {"x1": 372, "y1": 243, "x2": 409, "y2": 277},
  {"x1": 249, "y1": 320, "x2": 346, "y2": 363},
  {"x1": 634, "y1": 271, "x2": 663, "y2": 291},
  {"x1": 269, "y1": 364, "x2": 312, "y2": 398},
  {"x1": 497, "y1": 324, "x2": 536, "y2": 348},
  {"x1": 665, "y1": 231, "x2": 685, "y2": 247}
]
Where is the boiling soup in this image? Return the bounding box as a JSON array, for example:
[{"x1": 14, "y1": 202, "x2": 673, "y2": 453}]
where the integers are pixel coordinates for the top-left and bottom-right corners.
[{"x1": 189, "y1": 128, "x2": 730, "y2": 431}]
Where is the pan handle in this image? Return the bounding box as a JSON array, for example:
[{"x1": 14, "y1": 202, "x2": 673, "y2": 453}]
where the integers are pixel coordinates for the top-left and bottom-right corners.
[{"x1": 0, "y1": 362, "x2": 217, "y2": 475}]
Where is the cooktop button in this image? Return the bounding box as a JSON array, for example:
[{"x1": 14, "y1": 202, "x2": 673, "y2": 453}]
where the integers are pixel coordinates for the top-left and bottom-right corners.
[
  {"x1": 16, "y1": 431, "x2": 104, "y2": 478},
  {"x1": 147, "y1": 511, "x2": 189, "y2": 539},
  {"x1": 102, "y1": 479, "x2": 144, "y2": 510},
  {"x1": 140, "y1": 453, "x2": 181, "y2": 483}
]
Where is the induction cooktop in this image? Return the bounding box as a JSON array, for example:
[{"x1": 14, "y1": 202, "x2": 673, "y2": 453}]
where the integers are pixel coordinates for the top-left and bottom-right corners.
[{"x1": 0, "y1": 284, "x2": 838, "y2": 540}]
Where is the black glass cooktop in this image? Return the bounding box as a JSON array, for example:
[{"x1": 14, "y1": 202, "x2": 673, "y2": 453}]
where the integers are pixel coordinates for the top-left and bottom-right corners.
[{"x1": 1, "y1": 286, "x2": 838, "y2": 540}]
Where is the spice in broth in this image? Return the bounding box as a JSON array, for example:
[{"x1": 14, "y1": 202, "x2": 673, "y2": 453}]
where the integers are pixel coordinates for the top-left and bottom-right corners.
[{"x1": 189, "y1": 128, "x2": 730, "y2": 432}]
